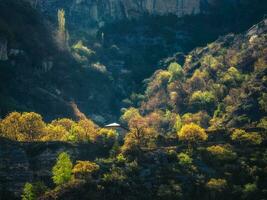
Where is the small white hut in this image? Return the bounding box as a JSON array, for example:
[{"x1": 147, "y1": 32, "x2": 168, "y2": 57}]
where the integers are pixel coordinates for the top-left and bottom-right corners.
[{"x1": 104, "y1": 123, "x2": 128, "y2": 139}]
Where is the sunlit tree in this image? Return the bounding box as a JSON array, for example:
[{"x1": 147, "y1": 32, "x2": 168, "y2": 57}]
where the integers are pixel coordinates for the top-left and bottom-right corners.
[
  {"x1": 206, "y1": 178, "x2": 227, "y2": 192},
  {"x1": 78, "y1": 118, "x2": 98, "y2": 141},
  {"x1": 21, "y1": 183, "x2": 35, "y2": 200},
  {"x1": 0, "y1": 112, "x2": 24, "y2": 141},
  {"x1": 57, "y1": 9, "x2": 68, "y2": 49},
  {"x1": 122, "y1": 114, "x2": 157, "y2": 154},
  {"x1": 221, "y1": 67, "x2": 243, "y2": 87},
  {"x1": 168, "y1": 62, "x2": 184, "y2": 82},
  {"x1": 93, "y1": 128, "x2": 117, "y2": 146},
  {"x1": 178, "y1": 123, "x2": 207, "y2": 148},
  {"x1": 52, "y1": 152, "x2": 73, "y2": 185},
  {"x1": 189, "y1": 90, "x2": 216, "y2": 111},
  {"x1": 72, "y1": 161, "x2": 99, "y2": 179},
  {"x1": 19, "y1": 112, "x2": 46, "y2": 141},
  {"x1": 121, "y1": 107, "x2": 141, "y2": 124},
  {"x1": 41, "y1": 124, "x2": 69, "y2": 141},
  {"x1": 51, "y1": 118, "x2": 75, "y2": 132},
  {"x1": 231, "y1": 129, "x2": 262, "y2": 145},
  {"x1": 206, "y1": 145, "x2": 237, "y2": 161}
]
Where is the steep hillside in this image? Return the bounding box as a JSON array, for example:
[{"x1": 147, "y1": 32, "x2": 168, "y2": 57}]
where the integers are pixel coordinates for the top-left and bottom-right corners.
[
  {"x1": 36, "y1": 19, "x2": 267, "y2": 200},
  {"x1": 0, "y1": 0, "x2": 266, "y2": 123},
  {"x1": 0, "y1": 1, "x2": 266, "y2": 200},
  {"x1": 0, "y1": 137, "x2": 110, "y2": 199},
  {"x1": 140, "y1": 19, "x2": 267, "y2": 130},
  {"x1": 0, "y1": 0, "x2": 121, "y2": 122}
]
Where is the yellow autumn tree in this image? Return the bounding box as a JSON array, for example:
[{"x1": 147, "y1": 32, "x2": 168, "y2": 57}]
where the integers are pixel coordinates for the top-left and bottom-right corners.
[
  {"x1": 41, "y1": 124, "x2": 69, "y2": 141},
  {"x1": 78, "y1": 119, "x2": 98, "y2": 141},
  {"x1": 121, "y1": 107, "x2": 141, "y2": 124},
  {"x1": 122, "y1": 114, "x2": 157, "y2": 154},
  {"x1": 178, "y1": 123, "x2": 208, "y2": 148},
  {"x1": 57, "y1": 9, "x2": 68, "y2": 50},
  {"x1": 19, "y1": 112, "x2": 46, "y2": 141},
  {"x1": 0, "y1": 112, "x2": 24, "y2": 141},
  {"x1": 72, "y1": 161, "x2": 100, "y2": 179},
  {"x1": 51, "y1": 118, "x2": 75, "y2": 132},
  {"x1": 92, "y1": 128, "x2": 117, "y2": 146}
]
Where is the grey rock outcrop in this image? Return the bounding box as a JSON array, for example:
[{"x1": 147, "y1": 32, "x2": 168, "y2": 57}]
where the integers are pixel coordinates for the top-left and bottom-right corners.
[
  {"x1": 36, "y1": 0, "x2": 202, "y2": 22},
  {"x1": 0, "y1": 137, "x2": 109, "y2": 198}
]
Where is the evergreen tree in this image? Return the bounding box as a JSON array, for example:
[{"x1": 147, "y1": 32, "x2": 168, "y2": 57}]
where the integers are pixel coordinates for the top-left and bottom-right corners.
[
  {"x1": 21, "y1": 183, "x2": 35, "y2": 200},
  {"x1": 52, "y1": 152, "x2": 73, "y2": 185}
]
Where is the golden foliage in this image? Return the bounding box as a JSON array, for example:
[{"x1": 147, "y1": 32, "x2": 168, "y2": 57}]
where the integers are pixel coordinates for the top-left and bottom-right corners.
[
  {"x1": 78, "y1": 119, "x2": 98, "y2": 141},
  {"x1": 182, "y1": 111, "x2": 211, "y2": 128},
  {"x1": 178, "y1": 123, "x2": 208, "y2": 143},
  {"x1": 206, "y1": 178, "x2": 227, "y2": 191},
  {"x1": 51, "y1": 118, "x2": 75, "y2": 131},
  {"x1": 0, "y1": 112, "x2": 24, "y2": 140},
  {"x1": 206, "y1": 145, "x2": 237, "y2": 161},
  {"x1": 231, "y1": 129, "x2": 262, "y2": 145},
  {"x1": 121, "y1": 107, "x2": 140, "y2": 124},
  {"x1": 0, "y1": 112, "x2": 46, "y2": 141},
  {"x1": 72, "y1": 161, "x2": 99, "y2": 179},
  {"x1": 19, "y1": 112, "x2": 46, "y2": 141},
  {"x1": 168, "y1": 62, "x2": 184, "y2": 82},
  {"x1": 41, "y1": 124, "x2": 69, "y2": 141},
  {"x1": 122, "y1": 114, "x2": 158, "y2": 153}
]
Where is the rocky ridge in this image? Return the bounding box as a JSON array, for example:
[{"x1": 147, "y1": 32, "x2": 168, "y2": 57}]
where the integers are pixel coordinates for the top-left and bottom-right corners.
[{"x1": 35, "y1": 0, "x2": 202, "y2": 20}]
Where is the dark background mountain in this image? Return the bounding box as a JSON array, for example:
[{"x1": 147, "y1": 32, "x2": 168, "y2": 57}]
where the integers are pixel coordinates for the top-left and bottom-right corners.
[{"x1": 0, "y1": 0, "x2": 266, "y2": 123}]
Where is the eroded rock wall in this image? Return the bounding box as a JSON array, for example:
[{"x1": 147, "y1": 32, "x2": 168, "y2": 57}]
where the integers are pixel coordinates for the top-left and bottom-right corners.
[{"x1": 0, "y1": 137, "x2": 109, "y2": 198}]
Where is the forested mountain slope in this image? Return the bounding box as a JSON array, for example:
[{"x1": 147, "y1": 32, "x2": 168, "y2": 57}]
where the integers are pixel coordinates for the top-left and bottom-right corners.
[
  {"x1": 140, "y1": 19, "x2": 267, "y2": 131},
  {"x1": 0, "y1": 1, "x2": 266, "y2": 200},
  {"x1": 0, "y1": 0, "x2": 266, "y2": 123},
  {"x1": 40, "y1": 19, "x2": 267, "y2": 200},
  {"x1": 0, "y1": 18, "x2": 266, "y2": 200},
  {"x1": 0, "y1": 0, "x2": 120, "y2": 122}
]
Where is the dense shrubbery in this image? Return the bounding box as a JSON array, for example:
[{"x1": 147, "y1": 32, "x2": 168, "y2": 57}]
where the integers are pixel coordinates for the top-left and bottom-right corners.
[
  {"x1": 0, "y1": 112, "x2": 118, "y2": 146},
  {"x1": 72, "y1": 161, "x2": 99, "y2": 180},
  {"x1": 231, "y1": 129, "x2": 263, "y2": 145}
]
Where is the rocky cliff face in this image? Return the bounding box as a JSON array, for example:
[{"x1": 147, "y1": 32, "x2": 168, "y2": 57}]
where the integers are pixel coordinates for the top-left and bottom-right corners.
[
  {"x1": 0, "y1": 137, "x2": 109, "y2": 198},
  {"x1": 37, "y1": 0, "x2": 202, "y2": 20},
  {"x1": 33, "y1": 0, "x2": 207, "y2": 32}
]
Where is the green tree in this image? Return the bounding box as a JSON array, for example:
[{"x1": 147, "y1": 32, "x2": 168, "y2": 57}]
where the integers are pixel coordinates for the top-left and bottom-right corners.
[
  {"x1": 258, "y1": 93, "x2": 267, "y2": 112},
  {"x1": 21, "y1": 182, "x2": 47, "y2": 200},
  {"x1": 57, "y1": 9, "x2": 68, "y2": 49},
  {"x1": 221, "y1": 67, "x2": 243, "y2": 87},
  {"x1": 52, "y1": 152, "x2": 73, "y2": 185},
  {"x1": 21, "y1": 183, "x2": 35, "y2": 200},
  {"x1": 120, "y1": 107, "x2": 141, "y2": 124},
  {"x1": 189, "y1": 90, "x2": 216, "y2": 111},
  {"x1": 177, "y1": 152, "x2": 193, "y2": 166},
  {"x1": 168, "y1": 62, "x2": 184, "y2": 82}
]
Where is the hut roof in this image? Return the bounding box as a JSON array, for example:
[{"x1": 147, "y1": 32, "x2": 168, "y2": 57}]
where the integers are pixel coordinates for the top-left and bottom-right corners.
[{"x1": 105, "y1": 123, "x2": 121, "y2": 127}]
